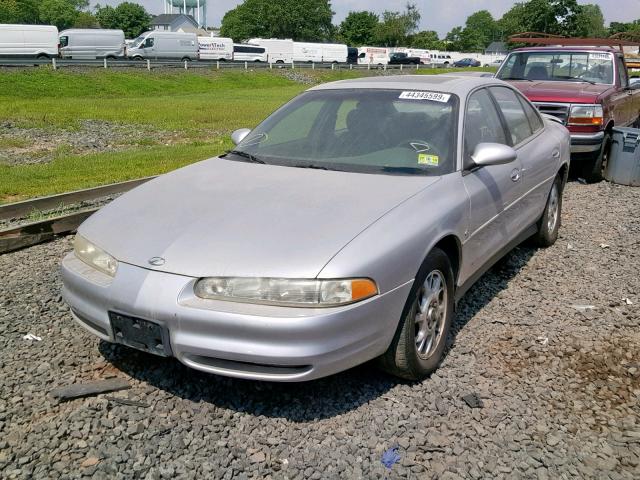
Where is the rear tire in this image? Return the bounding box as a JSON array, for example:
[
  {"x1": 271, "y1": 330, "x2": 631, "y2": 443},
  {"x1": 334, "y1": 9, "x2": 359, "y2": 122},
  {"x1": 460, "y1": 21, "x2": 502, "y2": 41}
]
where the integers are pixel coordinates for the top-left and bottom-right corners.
[
  {"x1": 181, "y1": 57, "x2": 192, "y2": 62},
  {"x1": 581, "y1": 133, "x2": 611, "y2": 183},
  {"x1": 533, "y1": 175, "x2": 563, "y2": 247},
  {"x1": 377, "y1": 248, "x2": 454, "y2": 381},
  {"x1": 36, "y1": 54, "x2": 50, "y2": 60}
]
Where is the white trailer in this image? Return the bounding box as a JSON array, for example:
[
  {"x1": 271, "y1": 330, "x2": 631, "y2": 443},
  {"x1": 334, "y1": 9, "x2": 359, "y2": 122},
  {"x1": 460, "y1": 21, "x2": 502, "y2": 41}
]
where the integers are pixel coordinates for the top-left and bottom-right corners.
[
  {"x1": 293, "y1": 42, "x2": 347, "y2": 63},
  {"x1": 59, "y1": 29, "x2": 125, "y2": 59},
  {"x1": 198, "y1": 36, "x2": 233, "y2": 61},
  {"x1": 357, "y1": 46, "x2": 390, "y2": 66},
  {"x1": 247, "y1": 38, "x2": 293, "y2": 64},
  {"x1": 0, "y1": 24, "x2": 58, "y2": 58}
]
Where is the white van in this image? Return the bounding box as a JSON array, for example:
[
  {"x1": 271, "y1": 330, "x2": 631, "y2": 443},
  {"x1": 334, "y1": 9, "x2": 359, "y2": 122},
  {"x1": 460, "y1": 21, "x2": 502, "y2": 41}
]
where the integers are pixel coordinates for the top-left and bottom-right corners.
[
  {"x1": 0, "y1": 24, "x2": 58, "y2": 58},
  {"x1": 127, "y1": 31, "x2": 198, "y2": 61},
  {"x1": 432, "y1": 53, "x2": 453, "y2": 66},
  {"x1": 292, "y1": 42, "x2": 347, "y2": 63},
  {"x1": 406, "y1": 48, "x2": 431, "y2": 64},
  {"x1": 232, "y1": 44, "x2": 267, "y2": 62},
  {"x1": 357, "y1": 46, "x2": 390, "y2": 66},
  {"x1": 198, "y1": 36, "x2": 233, "y2": 61},
  {"x1": 247, "y1": 38, "x2": 293, "y2": 64},
  {"x1": 59, "y1": 29, "x2": 125, "y2": 59}
]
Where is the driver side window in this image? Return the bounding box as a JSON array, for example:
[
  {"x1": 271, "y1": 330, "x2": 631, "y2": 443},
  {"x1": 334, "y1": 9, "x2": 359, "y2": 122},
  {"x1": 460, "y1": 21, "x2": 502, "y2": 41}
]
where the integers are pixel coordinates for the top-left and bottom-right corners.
[
  {"x1": 144, "y1": 37, "x2": 154, "y2": 48},
  {"x1": 464, "y1": 89, "x2": 507, "y2": 169}
]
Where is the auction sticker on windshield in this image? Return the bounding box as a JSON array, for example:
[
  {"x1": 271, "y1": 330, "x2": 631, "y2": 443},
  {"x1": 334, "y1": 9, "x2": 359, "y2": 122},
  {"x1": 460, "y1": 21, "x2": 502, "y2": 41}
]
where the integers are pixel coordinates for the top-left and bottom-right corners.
[{"x1": 399, "y1": 91, "x2": 451, "y2": 102}]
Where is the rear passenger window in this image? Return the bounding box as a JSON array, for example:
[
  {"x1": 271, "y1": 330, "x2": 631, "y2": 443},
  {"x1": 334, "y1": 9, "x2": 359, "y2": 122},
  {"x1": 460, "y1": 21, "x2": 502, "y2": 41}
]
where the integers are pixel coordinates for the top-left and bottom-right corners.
[
  {"x1": 518, "y1": 95, "x2": 544, "y2": 133},
  {"x1": 464, "y1": 89, "x2": 507, "y2": 167},
  {"x1": 490, "y1": 87, "x2": 533, "y2": 145}
]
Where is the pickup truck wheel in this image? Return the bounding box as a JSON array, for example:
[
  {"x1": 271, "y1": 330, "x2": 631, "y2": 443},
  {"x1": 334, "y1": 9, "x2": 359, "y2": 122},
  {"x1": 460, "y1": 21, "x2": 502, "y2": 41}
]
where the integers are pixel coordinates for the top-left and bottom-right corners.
[
  {"x1": 533, "y1": 175, "x2": 563, "y2": 247},
  {"x1": 377, "y1": 248, "x2": 454, "y2": 381},
  {"x1": 581, "y1": 133, "x2": 611, "y2": 183}
]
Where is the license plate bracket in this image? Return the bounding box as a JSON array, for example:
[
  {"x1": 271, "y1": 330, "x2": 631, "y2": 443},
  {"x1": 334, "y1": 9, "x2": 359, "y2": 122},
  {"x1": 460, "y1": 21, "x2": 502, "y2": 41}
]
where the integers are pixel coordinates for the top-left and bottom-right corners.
[{"x1": 109, "y1": 312, "x2": 172, "y2": 357}]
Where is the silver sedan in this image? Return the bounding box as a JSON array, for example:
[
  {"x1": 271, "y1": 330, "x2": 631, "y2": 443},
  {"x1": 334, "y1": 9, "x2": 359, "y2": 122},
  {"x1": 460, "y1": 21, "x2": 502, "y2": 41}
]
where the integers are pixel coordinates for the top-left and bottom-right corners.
[{"x1": 61, "y1": 75, "x2": 570, "y2": 382}]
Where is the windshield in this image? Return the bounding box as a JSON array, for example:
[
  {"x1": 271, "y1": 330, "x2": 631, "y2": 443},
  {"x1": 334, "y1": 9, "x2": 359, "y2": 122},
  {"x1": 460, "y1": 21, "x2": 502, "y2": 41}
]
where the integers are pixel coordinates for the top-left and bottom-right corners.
[
  {"x1": 497, "y1": 51, "x2": 614, "y2": 84},
  {"x1": 230, "y1": 89, "x2": 458, "y2": 176},
  {"x1": 130, "y1": 35, "x2": 146, "y2": 48}
]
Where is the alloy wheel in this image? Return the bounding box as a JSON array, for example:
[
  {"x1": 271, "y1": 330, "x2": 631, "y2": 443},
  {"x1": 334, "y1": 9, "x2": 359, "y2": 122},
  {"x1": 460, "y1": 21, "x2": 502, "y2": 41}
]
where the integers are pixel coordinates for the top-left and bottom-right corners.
[{"x1": 414, "y1": 270, "x2": 447, "y2": 359}]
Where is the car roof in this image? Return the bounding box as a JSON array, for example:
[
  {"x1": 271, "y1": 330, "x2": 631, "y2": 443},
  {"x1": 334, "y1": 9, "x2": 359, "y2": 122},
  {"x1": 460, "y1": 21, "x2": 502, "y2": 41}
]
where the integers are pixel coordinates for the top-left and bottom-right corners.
[{"x1": 308, "y1": 75, "x2": 505, "y2": 96}]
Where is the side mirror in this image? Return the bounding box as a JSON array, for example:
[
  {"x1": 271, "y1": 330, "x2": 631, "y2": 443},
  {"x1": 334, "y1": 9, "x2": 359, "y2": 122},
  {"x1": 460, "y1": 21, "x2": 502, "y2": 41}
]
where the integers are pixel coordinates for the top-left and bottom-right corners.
[
  {"x1": 231, "y1": 128, "x2": 251, "y2": 145},
  {"x1": 629, "y1": 78, "x2": 640, "y2": 89},
  {"x1": 471, "y1": 143, "x2": 517, "y2": 167}
]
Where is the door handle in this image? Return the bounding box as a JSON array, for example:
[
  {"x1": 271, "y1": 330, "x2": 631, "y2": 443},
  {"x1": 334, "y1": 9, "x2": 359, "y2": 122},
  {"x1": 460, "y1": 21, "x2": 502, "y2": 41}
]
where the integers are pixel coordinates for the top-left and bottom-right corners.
[
  {"x1": 510, "y1": 168, "x2": 520, "y2": 182},
  {"x1": 552, "y1": 149, "x2": 560, "y2": 158}
]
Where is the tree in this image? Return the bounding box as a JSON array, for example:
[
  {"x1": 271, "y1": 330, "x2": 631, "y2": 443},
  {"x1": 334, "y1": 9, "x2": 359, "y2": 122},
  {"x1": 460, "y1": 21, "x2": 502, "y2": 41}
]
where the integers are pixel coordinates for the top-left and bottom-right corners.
[
  {"x1": 409, "y1": 30, "x2": 442, "y2": 50},
  {"x1": 95, "y1": 2, "x2": 151, "y2": 38},
  {"x1": 338, "y1": 11, "x2": 378, "y2": 46},
  {"x1": 574, "y1": 4, "x2": 606, "y2": 38},
  {"x1": 73, "y1": 11, "x2": 99, "y2": 28},
  {"x1": 444, "y1": 26, "x2": 463, "y2": 51},
  {"x1": 496, "y1": 0, "x2": 585, "y2": 39},
  {"x1": 220, "y1": 0, "x2": 334, "y2": 42},
  {"x1": 459, "y1": 10, "x2": 496, "y2": 51},
  {"x1": 374, "y1": 3, "x2": 420, "y2": 47},
  {"x1": 38, "y1": 0, "x2": 88, "y2": 30},
  {"x1": 0, "y1": 0, "x2": 40, "y2": 24}
]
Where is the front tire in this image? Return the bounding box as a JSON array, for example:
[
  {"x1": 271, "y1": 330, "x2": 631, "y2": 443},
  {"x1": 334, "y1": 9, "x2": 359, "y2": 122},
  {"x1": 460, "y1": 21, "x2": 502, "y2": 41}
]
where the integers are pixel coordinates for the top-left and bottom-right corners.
[
  {"x1": 533, "y1": 175, "x2": 563, "y2": 247},
  {"x1": 581, "y1": 133, "x2": 611, "y2": 183},
  {"x1": 378, "y1": 248, "x2": 454, "y2": 380}
]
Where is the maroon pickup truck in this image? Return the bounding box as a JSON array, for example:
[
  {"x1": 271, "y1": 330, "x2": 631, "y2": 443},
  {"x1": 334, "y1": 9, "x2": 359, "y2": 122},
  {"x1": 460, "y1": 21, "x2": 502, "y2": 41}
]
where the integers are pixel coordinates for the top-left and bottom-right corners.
[{"x1": 496, "y1": 46, "x2": 640, "y2": 182}]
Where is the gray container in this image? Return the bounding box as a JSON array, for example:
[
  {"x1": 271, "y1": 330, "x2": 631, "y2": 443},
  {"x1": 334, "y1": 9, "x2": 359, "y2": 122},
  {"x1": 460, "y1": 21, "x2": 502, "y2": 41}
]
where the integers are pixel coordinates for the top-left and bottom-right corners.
[{"x1": 605, "y1": 127, "x2": 640, "y2": 186}]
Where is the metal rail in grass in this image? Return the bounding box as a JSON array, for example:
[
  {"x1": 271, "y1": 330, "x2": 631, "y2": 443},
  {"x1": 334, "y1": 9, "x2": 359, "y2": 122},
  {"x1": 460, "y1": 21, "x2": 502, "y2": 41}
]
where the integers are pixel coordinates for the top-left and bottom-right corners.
[{"x1": 0, "y1": 176, "x2": 156, "y2": 221}]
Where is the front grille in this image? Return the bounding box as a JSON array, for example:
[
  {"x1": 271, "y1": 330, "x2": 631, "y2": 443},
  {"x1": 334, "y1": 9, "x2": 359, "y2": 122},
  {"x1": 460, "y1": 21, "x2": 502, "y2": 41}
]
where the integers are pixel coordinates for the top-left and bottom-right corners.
[{"x1": 533, "y1": 102, "x2": 570, "y2": 125}]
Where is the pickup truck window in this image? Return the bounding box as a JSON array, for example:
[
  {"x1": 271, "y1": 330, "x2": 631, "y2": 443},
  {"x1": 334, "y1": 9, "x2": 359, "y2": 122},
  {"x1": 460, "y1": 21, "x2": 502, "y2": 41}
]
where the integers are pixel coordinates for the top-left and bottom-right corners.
[
  {"x1": 617, "y1": 56, "x2": 629, "y2": 88},
  {"x1": 498, "y1": 51, "x2": 614, "y2": 85}
]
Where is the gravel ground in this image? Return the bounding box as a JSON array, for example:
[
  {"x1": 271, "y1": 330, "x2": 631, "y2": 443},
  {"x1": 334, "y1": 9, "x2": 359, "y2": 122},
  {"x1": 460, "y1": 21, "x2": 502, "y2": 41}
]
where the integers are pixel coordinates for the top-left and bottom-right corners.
[
  {"x1": 0, "y1": 120, "x2": 182, "y2": 166},
  {"x1": 0, "y1": 180, "x2": 639, "y2": 479}
]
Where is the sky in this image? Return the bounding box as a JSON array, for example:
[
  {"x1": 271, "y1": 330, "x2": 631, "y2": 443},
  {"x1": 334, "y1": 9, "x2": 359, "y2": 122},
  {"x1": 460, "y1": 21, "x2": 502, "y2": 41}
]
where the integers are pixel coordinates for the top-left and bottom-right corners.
[{"x1": 93, "y1": 0, "x2": 640, "y2": 37}]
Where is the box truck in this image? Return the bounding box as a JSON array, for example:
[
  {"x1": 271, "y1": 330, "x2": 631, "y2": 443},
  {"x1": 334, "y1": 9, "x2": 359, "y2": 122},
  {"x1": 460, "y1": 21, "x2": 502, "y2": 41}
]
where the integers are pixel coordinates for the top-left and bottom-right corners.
[
  {"x1": 198, "y1": 36, "x2": 233, "y2": 61},
  {"x1": 127, "y1": 31, "x2": 198, "y2": 61},
  {"x1": 59, "y1": 29, "x2": 125, "y2": 59},
  {"x1": 0, "y1": 24, "x2": 58, "y2": 58},
  {"x1": 357, "y1": 47, "x2": 390, "y2": 66},
  {"x1": 247, "y1": 38, "x2": 293, "y2": 64}
]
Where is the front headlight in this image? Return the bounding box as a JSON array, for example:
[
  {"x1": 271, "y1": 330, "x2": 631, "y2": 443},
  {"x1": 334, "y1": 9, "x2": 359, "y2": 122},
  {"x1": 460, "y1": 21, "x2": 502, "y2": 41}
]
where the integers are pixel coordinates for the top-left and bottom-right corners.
[
  {"x1": 194, "y1": 277, "x2": 378, "y2": 307},
  {"x1": 568, "y1": 104, "x2": 603, "y2": 126},
  {"x1": 73, "y1": 234, "x2": 118, "y2": 277}
]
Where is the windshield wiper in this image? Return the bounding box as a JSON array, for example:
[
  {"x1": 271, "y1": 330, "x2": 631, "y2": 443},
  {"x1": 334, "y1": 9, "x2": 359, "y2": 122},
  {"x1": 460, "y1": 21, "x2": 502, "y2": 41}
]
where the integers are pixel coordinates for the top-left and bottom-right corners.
[
  {"x1": 559, "y1": 76, "x2": 596, "y2": 85},
  {"x1": 226, "y1": 150, "x2": 266, "y2": 164},
  {"x1": 499, "y1": 76, "x2": 533, "y2": 82},
  {"x1": 291, "y1": 163, "x2": 333, "y2": 171}
]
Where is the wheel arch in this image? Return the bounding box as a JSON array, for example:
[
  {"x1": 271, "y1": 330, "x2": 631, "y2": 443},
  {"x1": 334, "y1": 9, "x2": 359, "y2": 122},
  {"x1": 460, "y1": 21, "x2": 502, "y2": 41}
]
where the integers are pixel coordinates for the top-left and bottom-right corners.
[{"x1": 429, "y1": 234, "x2": 462, "y2": 288}]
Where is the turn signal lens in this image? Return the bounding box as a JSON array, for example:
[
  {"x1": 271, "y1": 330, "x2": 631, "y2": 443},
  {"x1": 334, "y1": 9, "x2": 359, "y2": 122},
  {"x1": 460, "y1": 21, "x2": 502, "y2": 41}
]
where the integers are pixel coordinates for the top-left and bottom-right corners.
[
  {"x1": 568, "y1": 105, "x2": 604, "y2": 126},
  {"x1": 194, "y1": 277, "x2": 378, "y2": 307}
]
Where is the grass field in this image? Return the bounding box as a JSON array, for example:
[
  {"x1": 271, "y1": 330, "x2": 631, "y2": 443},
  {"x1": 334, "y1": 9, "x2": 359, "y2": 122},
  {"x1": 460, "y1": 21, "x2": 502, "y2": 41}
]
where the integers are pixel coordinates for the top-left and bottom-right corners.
[{"x1": 0, "y1": 66, "x2": 494, "y2": 202}]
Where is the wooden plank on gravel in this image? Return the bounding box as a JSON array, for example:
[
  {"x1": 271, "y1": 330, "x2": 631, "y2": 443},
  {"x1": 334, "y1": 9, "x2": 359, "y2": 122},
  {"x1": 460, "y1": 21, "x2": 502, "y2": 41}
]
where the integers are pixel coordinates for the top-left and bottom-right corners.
[
  {"x1": 0, "y1": 208, "x2": 98, "y2": 254},
  {"x1": 0, "y1": 176, "x2": 156, "y2": 220},
  {"x1": 50, "y1": 378, "x2": 131, "y2": 401}
]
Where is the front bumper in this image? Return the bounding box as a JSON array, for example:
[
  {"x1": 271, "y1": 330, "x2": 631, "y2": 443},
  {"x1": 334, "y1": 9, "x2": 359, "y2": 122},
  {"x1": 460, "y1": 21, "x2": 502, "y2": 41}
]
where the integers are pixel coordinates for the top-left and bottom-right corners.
[
  {"x1": 571, "y1": 131, "x2": 605, "y2": 154},
  {"x1": 61, "y1": 253, "x2": 411, "y2": 382}
]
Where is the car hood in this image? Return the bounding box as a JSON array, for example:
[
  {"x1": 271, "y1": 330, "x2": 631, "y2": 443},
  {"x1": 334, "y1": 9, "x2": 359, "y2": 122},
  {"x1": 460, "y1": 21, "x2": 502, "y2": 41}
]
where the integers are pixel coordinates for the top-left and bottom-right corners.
[
  {"x1": 79, "y1": 158, "x2": 439, "y2": 279},
  {"x1": 510, "y1": 80, "x2": 612, "y2": 103}
]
